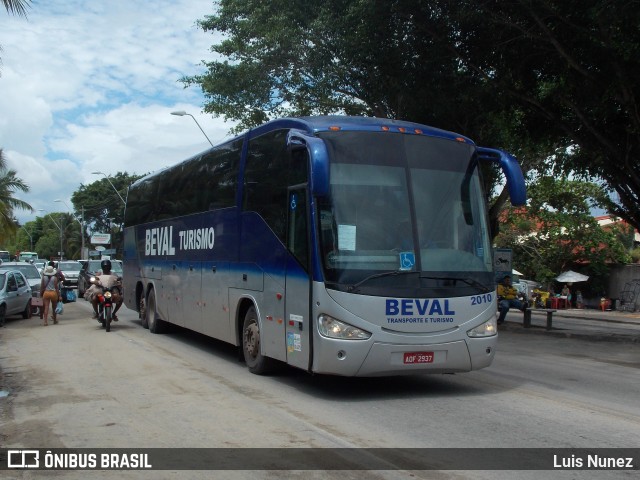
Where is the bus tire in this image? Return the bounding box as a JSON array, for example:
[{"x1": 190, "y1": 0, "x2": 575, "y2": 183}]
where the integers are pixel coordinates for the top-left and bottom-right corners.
[
  {"x1": 242, "y1": 306, "x2": 274, "y2": 375},
  {"x1": 146, "y1": 289, "x2": 166, "y2": 334},
  {"x1": 139, "y1": 295, "x2": 148, "y2": 329}
]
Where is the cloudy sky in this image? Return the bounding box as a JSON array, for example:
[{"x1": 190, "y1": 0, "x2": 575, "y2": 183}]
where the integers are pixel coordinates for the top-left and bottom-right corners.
[{"x1": 1, "y1": 0, "x2": 237, "y2": 225}]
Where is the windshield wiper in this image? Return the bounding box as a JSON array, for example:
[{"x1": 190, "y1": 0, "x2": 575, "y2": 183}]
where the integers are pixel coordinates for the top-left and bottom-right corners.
[
  {"x1": 419, "y1": 275, "x2": 491, "y2": 292},
  {"x1": 347, "y1": 270, "x2": 418, "y2": 292},
  {"x1": 346, "y1": 272, "x2": 491, "y2": 293}
]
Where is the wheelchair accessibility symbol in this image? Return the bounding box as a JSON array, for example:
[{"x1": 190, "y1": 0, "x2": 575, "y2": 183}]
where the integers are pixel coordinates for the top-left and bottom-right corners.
[
  {"x1": 399, "y1": 252, "x2": 415, "y2": 271},
  {"x1": 290, "y1": 194, "x2": 297, "y2": 211}
]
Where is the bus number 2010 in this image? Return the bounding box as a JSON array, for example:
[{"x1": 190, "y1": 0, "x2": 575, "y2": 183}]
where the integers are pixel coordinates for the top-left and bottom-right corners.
[{"x1": 471, "y1": 294, "x2": 493, "y2": 305}]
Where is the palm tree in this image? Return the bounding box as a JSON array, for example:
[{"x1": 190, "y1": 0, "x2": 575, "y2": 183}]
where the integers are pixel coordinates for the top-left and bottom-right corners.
[
  {"x1": 2, "y1": 0, "x2": 30, "y2": 17},
  {"x1": 0, "y1": 148, "x2": 33, "y2": 243}
]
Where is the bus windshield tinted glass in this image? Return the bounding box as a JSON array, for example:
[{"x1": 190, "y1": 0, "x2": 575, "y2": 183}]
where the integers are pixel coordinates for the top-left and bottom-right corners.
[{"x1": 317, "y1": 131, "x2": 493, "y2": 297}]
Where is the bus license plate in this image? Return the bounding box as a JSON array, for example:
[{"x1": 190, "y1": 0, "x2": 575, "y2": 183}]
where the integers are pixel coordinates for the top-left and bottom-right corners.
[{"x1": 403, "y1": 352, "x2": 434, "y2": 364}]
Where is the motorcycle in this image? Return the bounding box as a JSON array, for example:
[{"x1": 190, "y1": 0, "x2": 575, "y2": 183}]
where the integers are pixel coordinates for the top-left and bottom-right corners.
[
  {"x1": 90, "y1": 276, "x2": 120, "y2": 332},
  {"x1": 516, "y1": 291, "x2": 529, "y2": 308}
]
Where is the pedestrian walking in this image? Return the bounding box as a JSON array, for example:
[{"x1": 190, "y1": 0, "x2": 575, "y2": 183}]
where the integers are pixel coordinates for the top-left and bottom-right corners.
[{"x1": 40, "y1": 265, "x2": 60, "y2": 326}]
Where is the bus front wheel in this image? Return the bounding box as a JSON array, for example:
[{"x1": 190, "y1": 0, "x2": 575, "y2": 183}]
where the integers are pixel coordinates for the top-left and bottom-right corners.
[{"x1": 242, "y1": 307, "x2": 273, "y2": 375}]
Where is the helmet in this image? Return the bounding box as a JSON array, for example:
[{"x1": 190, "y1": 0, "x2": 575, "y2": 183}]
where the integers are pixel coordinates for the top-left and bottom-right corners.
[{"x1": 100, "y1": 259, "x2": 112, "y2": 272}]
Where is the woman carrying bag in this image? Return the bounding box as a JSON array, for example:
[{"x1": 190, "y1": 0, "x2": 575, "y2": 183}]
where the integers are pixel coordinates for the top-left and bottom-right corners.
[{"x1": 40, "y1": 265, "x2": 60, "y2": 326}]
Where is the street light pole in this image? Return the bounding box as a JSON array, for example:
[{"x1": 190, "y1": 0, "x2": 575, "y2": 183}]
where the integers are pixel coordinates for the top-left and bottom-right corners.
[
  {"x1": 55, "y1": 199, "x2": 85, "y2": 259},
  {"x1": 91, "y1": 172, "x2": 126, "y2": 205},
  {"x1": 38, "y1": 209, "x2": 64, "y2": 261},
  {"x1": 21, "y1": 225, "x2": 34, "y2": 251},
  {"x1": 170, "y1": 110, "x2": 214, "y2": 147}
]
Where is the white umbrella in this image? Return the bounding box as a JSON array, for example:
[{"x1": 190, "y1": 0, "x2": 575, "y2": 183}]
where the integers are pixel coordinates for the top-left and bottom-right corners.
[
  {"x1": 556, "y1": 270, "x2": 589, "y2": 283},
  {"x1": 512, "y1": 269, "x2": 524, "y2": 276}
]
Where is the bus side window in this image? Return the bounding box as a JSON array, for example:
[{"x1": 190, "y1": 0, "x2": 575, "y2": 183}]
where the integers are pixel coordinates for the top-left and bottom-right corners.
[
  {"x1": 201, "y1": 140, "x2": 242, "y2": 211},
  {"x1": 245, "y1": 129, "x2": 299, "y2": 244}
]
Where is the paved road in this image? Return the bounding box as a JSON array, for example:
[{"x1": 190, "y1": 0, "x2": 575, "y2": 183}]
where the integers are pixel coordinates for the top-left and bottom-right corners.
[{"x1": 1, "y1": 300, "x2": 638, "y2": 480}]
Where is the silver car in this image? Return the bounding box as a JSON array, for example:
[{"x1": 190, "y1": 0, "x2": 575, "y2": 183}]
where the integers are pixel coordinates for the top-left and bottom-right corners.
[
  {"x1": 0, "y1": 270, "x2": 33, "y2": 326},
  {"x1": 0, "y1": 261, "x2": 43, "y2": 297},
  {"x1": 56, "y1": 260, "x2": 82, "y2": 288}
]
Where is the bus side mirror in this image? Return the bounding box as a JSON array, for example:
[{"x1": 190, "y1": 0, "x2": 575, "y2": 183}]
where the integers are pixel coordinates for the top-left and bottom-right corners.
[
  {"x1": 476, "y1": 147, "x2": 527, "y2": 206},
  {"x1": 286, "y1": 134, "x2": 306, "y2": 151},
  {"x1": 286, "y1": 130, "x2": 330, "y2": 197}
]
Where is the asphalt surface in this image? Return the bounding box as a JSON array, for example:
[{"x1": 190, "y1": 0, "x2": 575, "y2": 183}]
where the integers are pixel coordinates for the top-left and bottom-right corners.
[{"x1": 500, "y1": 305, "x2": 640, "y2": 343}]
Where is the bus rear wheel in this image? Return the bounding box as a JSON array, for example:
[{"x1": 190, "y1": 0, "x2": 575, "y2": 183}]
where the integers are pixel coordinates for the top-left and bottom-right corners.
[
  {"x1": 139, "y1": 295, "x2": 148, "y2": 329},
  {"x1": 146, "y1": 289, "x2": 166, "y2": 334},
  {"x1": 242, "y1": 307, "x2": 273, "y2": 375}
]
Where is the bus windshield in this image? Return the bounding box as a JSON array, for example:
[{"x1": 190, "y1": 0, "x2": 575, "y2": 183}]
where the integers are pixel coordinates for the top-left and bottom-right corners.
[{"x1": 317, "y1": 131, "x2": 493, "y2": 297}]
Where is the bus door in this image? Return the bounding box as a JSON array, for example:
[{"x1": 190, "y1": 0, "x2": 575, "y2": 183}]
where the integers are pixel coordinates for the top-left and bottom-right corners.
[{"x1": 285, "y1": 188, "x2": 312, "y2": 370}]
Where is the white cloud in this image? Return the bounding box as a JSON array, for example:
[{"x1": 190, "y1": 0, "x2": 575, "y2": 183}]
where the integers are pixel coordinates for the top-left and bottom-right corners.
[{"x1": 0, "y1": 0, "x2": 234, "y2": 225}]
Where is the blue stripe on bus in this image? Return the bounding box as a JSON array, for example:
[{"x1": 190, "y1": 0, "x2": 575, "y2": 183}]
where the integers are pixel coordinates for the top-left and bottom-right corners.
[{"x1": 130, "y1": 209, "x2": 315, "y2": 285}]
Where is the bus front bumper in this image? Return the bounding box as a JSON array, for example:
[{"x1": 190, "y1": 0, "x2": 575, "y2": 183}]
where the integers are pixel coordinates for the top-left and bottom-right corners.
[{"x1": 311, "y1": 336, "x2": 496, "y2": 377}]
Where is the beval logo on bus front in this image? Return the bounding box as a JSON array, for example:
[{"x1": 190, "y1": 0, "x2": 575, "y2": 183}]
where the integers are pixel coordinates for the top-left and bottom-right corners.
[
  {"x1": 385, "y1": 298, "x2": 456, "y2": 324},
  {"x1": 145, "y1": 226, "x2": 215, "y2": 256}
]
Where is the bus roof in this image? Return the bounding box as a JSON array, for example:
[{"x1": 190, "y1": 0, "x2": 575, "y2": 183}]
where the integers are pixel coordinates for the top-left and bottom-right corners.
[
  {"x1": 131, "y1": 116, "x2": 476, "y2": 190},
  {"x1": 249, "y1": 115, "x2": 475, "y2": 145}
]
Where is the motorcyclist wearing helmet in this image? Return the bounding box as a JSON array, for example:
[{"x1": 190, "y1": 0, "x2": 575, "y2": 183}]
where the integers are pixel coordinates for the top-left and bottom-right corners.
[{"x1": 89, "y1": 259, "x2": 123, "y2": 321}]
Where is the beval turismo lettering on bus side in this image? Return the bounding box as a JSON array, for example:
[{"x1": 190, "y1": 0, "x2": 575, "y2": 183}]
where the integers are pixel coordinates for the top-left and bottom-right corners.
[
  {"x1": 144, "y1": 226, "x2": 215, "y2": 256},
  {"x1": 145, "y1": 226, "x2": 175, "y2": 255}
]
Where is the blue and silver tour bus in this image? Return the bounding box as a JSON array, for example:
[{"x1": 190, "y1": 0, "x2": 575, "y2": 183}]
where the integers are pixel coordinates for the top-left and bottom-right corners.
[{"x1": 123, "y1": 116, "x2": 526, "y2": 376}]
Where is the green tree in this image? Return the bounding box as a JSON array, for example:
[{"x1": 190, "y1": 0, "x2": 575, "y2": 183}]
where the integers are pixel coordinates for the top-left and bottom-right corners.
[
  {"x1": 495, "y1": 177, "x2": 630, "y2": 294},
  {"x1": 71, "y1": 172, "x2": 143, "y2": 257},
  {"x1": 35, "y1": 213, "x2": 63, "y2": 260},
  {"x1": 184, "y1": 0, "x2": 640, "y2": 233},
  {"x1": 457, "y1": 0, "x2": 640, "y2": 234},
  {"x1": 33, "y1": 212, "x2": 82, "y2": 260},
  {"x1": 71, "y1": 172, "x2": 142, "y2": 232},
  {"x1": 11, "y1": 219, "x2": 39, "y2": 252},
  {"x1": 0, "y1": 148, "x2": 32, "y2": 244}
]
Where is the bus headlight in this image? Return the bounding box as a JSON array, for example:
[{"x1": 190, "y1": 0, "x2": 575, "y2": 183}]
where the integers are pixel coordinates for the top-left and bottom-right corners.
[
  {"x1": 467, "y1": 316, "x2": 497, "y2": 338},
  {"x1": 318, "y1": 314, "x2": 371, "y2": 340}
]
